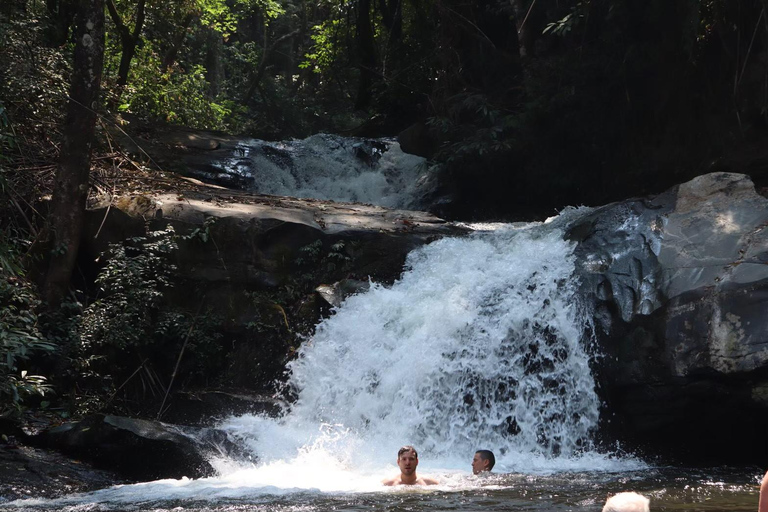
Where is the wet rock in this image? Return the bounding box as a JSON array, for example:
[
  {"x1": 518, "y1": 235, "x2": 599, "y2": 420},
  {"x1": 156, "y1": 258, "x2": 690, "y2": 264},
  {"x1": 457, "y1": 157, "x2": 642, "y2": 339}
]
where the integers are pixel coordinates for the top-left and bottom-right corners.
[
  {"x1": 80, "y1": 190, "x2": 465, "y2": 390},
  {"x1": 0, "y1": 444, "x2": 120, "y2": 502},
  {"x1": 315, "y1": 279, "x2": 371, "y2": 308},
  {"x1": 398, "y1": 122, "x2": 438, "y2": 158},
  {"x1": 147, "y1": 391, "x2": 283, "y2": 426},
  {"x1": 32, "y1": 415, "x2": 243, "y2": 481},
  {"x1": 573, "y1": 172, "x2": 768, "y2": 463}
]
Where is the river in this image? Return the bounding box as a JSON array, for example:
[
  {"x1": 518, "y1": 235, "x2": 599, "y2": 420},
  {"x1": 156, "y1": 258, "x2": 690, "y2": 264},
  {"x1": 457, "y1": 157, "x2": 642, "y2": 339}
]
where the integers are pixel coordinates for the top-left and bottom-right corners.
[{"x1": 3, "y1": 211, "x2": 764, "y2": 511}]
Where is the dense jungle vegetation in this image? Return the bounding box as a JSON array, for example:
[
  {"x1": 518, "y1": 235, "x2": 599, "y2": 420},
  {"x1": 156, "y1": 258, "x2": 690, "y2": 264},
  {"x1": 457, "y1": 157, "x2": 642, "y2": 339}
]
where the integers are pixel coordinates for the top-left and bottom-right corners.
[{"x1": 2, "y1": 0, "x2": 768, "y2": 424}]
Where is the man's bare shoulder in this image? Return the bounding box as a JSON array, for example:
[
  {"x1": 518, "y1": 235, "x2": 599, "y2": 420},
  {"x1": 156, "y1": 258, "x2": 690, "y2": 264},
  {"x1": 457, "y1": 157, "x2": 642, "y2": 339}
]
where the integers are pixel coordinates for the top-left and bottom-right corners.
[
  {"x1": 382, "y1": 476, "x2": 401, "y2": 486},
  {"x1": 420, "y1": 476, "x2": 439, "y2": 485}
]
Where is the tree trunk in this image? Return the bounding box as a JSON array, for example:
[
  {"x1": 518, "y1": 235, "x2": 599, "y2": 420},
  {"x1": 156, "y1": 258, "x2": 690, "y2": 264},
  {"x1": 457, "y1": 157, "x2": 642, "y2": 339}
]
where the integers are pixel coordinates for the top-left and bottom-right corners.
[
  {"x1": 205, "y1": 28, "x2": 223, "y2": 98},
  {"x1": 511, "y1": 0, "x2": 534, "y2": 58},
  {"x1": 241, "y1": 28, "x2": 301, "y2": 105},
  {"x1": 43, "y1": 0, "x2": 105, "y2": 308},
  {"x1": 106, "y1": 0, "x2": 146, "y2": 92},
  {"x1": 161, "y1": 12, "x2": 195, "y2": 72},
  {"x1": 355, "y1": 0, "x2": 376, "y2": 110},
  {"x1": 376, "y1": 0, "x2": 401, "y2": 79},
  {"x1": 45, "y1": 0, "x2": 77, "y2": 47}
]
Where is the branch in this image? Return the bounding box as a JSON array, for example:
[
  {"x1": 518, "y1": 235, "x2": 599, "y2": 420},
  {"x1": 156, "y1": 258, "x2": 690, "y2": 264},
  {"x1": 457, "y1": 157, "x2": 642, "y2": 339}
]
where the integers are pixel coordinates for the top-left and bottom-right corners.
[
  {"x1": 105, "y1": 0, "x2": 125, "y2": 33},
  {"x1": 241, "y1": 28, "x2": 300, "y2": 105},
  {"x1": 131, "y1": 0, "x2": 146, "y2": 40}
]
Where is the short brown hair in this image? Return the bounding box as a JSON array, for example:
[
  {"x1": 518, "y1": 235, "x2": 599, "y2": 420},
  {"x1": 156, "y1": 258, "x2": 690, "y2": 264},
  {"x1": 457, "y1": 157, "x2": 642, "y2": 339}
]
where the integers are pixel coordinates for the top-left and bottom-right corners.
[{"x1": 398, "y1": 445, "x2": 418, "y2": 458}]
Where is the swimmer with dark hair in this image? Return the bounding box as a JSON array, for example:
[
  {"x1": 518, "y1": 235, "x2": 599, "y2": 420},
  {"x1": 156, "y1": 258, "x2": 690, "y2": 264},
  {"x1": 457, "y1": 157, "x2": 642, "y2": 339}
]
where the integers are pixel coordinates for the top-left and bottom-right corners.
[
  {"x1": 382, "y1": 445, "x2": 439, "y2": 486},
  {"x1": 472, "y1": 450, "x2": 495, "y2": 474}
]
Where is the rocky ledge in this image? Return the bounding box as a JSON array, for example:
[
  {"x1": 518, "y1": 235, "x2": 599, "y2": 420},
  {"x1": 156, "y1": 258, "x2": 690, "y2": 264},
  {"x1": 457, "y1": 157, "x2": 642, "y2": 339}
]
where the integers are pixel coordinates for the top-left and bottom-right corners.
[{"x1": 571, "y1": 172, "x2": 768, "y2": 463}]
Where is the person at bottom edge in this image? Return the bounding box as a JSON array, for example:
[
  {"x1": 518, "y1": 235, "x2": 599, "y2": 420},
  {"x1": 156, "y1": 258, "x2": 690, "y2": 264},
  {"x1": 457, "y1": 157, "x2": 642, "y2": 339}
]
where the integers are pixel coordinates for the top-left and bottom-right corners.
[
  {"x1": 759, "y1": 470, "x2": 768, "y2": 512},
  {"x1": 472, "y1": 450, "x2": 495, "y2": 475},
  {"x1": 382, "y1": 445, "x2": 439, "y2": 486},
  {"x1": 602, "y1": 492, "x2": 650, "y2": 512}
]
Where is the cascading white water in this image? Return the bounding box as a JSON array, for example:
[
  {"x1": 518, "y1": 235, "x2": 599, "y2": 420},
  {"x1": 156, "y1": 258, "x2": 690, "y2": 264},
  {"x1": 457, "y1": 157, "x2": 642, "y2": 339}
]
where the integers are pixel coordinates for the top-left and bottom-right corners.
[
  {"x1": 5, "y1": 211, "x2": 648, "y2": 509},
  {"x1": 212, "y1": 211, "x2": 638, "y2": 487},
  {"x1": 223, "y1": 134, "x2": 433, "y2": 209}
]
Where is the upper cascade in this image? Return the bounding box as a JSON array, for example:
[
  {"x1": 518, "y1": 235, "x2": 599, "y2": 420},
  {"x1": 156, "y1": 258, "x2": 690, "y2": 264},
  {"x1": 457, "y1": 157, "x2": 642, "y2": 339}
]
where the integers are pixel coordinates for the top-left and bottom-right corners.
[{"x1": 220, "y1": 133, "x2": 434, "y2": 208}]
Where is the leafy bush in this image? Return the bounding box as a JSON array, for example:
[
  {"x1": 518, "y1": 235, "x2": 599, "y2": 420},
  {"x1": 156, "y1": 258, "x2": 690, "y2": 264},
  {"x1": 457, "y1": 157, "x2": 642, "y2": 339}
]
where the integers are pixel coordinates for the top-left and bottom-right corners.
[
  {"x1": 117, "y1": 42, "x2": 232, "y2": 130},
  {"x1": 0, "y1": 239, "x2": 55, "y2": 416},
  {"x1": 73, "y1": 225, "x2": 222, "y2": 412}
]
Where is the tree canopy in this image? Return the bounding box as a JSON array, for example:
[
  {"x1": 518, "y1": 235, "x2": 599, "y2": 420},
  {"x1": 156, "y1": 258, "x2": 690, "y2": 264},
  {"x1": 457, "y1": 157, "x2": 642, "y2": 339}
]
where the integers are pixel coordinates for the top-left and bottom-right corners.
[{"x1": 3, "y1": 0, "x2": 768, "y2": 423}]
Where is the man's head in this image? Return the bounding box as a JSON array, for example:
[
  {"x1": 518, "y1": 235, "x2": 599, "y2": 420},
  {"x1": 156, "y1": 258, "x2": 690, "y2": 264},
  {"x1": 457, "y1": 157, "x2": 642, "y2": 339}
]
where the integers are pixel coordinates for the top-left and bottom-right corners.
[
  {"x1": 602, "y1": 492, "x2": 650, "y2": 512},
  {"x1": 472, "y1": 450, "x2": 495, "y2": 474},
  {"x1": 397, "y1": 445, "x2": 418, "y2": 476}
]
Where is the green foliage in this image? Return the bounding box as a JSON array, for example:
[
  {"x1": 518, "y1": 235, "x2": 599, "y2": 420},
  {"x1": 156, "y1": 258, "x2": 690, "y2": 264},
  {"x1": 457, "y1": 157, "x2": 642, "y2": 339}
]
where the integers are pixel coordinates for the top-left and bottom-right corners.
[
  {"x1": 301, "y1": 19, "x2": 345, "y2": 74},
  {"x1": 0, "y1": 6, "x2": 69, "y2": 165},
  {"x1": 0, "y1": 240, "x2": 55, "y2": 416},
  {"x1": 117, "y1": 43, "x2": 232, "y2": 129},
  {"x1": 80, "y1": 226, "x2": 179, "y2": 351},
  {"x1": 543, "y1": 1, "x2": 591, "y2": 36},
  {"x1": 71, "y1": 225, "x2": 223, "y2": 412},
  {"x1": 197, "y1": 0, "x2": 284, "y2": 36},
  {"x1": 428, "y1": 93, "x2": 517, "y2": 165},
  {"x1": 295, "y1": 239, "x2": 352, "y2": 278}
]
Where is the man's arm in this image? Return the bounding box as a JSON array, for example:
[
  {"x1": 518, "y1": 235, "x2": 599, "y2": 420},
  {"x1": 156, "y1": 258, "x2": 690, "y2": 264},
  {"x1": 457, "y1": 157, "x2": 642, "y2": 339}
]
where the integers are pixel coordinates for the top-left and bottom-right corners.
[
  {"x1": 421, "y1": 476, "x2": 439, "y2": 485},
  {"x1": 759, "y1": 470, "x2": 768, "y2": 512}
]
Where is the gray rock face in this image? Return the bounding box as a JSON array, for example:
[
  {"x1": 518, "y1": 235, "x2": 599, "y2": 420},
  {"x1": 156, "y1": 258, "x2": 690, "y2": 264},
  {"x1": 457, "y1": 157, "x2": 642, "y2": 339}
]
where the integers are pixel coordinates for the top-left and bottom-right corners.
[
  {"x1": 0, "y1": 444, "x2": 119, "y2": 502},
  {"x1": 33, "y1": 415, "x2": 242, "y2": 481},
  {"x1": 571, "y1": 172, "x2": 768, "y2": 462},
  {"x1": 81, "y1": 190, "x2": 466, "y2": 391}
]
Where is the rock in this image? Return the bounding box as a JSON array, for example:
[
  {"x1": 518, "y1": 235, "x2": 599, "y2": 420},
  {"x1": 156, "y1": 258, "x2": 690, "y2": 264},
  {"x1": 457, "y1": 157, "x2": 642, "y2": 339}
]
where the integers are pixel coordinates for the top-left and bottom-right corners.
[
  {"x1": 157, "y1": 391, "x2": 283, "y2": 426},
  {"x1": 398, "y1": 122, "x2": 438, "y2": 158},
  {"x1": 0, "y1": 445, "x2": 119, "y2": 502},
  {"x1": 572, "y1": 172, "x2": 768, "y2": 463},
  {"x1": 79, "y1": 191, "x2": 466, "y2": 392},
  {"x1": 315, "y1": 279, "x2": 371, "y2": 308},
  {"x1": 32, "y1": 415, "x2": 243, "y2": 481}
]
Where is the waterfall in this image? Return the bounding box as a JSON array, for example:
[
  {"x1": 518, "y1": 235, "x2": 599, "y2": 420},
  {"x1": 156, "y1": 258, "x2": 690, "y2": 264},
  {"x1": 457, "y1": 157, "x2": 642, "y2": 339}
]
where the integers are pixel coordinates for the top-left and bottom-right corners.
[
  {"x1": 217, "y1": 211, "x2": 625, "y2": 479},
  {"x1": 220, "y1": 134, "x2": 433, "y2": 209},
  {"x1": 5, "y1": 211, "x2": 647, "y2": 509}
]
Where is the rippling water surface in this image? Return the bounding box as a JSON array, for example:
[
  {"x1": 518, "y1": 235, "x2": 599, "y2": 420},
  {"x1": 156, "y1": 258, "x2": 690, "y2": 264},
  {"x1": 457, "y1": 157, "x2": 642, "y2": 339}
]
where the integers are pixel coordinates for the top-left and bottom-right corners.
[{"x1": 4, "y1": 467, "x2": 762, "y2": 512}]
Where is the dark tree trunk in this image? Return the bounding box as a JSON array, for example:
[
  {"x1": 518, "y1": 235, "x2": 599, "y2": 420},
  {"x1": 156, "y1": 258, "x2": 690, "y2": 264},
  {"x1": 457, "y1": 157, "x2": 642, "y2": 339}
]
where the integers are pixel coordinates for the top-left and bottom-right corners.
[
  {"x1": 355, "y1": 0, "x2": 376, "y2": 109},
  {"x1": 205, "y1": 28, "x2": 223, "y2": 98},
  {"x1": 376, "y1": 0, "x2": 401, "y2": 79},
  {"x1": 106, "y1": 0, "x2": 146, "y2": 92},
  {"x1": 241, "y1": 28, "x2": 300, "y2": 105},
  {"x1": 511, "y1": 0, "x2": 534, "y2": 58},
  {"x1": 43, "y1": 0, "x2": 105, "y2": 308},
  {"x1": 161, "y1": 12, "x2": 195, "y2": 72},
  {"x1": 45, "y1": 0, "x2": 77, "y2": 47},
  {"x1": 377, "y1": 0, "x2": 402, "y2": 41}
]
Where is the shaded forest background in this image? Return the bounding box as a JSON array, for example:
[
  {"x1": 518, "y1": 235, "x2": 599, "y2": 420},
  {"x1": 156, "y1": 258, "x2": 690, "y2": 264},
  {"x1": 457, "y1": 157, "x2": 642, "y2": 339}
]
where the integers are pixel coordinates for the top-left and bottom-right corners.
[
  {"x1": 3, "y1": 0, "x2": 768, "y2": 423},
  {"x1": 5, "y1": 0, "x2": 768, "y2": 219}
]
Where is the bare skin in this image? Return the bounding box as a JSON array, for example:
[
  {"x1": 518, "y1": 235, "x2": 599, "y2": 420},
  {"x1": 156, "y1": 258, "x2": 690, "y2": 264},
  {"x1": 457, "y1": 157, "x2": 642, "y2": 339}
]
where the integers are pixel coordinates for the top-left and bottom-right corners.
[
  {"x1": 759, "y1": 470, "x2": 768, "y2": 512},
  {"x1": 382, "y1": 449, "x2": 439, "y2": 486},
  {"x1": 471, "y1": 453, "x2": 491, "y2": 475}
]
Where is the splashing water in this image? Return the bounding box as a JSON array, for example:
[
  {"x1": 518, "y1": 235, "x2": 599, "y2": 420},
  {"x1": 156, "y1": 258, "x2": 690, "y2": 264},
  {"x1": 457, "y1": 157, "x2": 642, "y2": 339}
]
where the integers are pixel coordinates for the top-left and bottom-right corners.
[
  {"x1": 6, "y1": 212, "x2": 653, "y2": 509},
  {"x1": 214, "y1": 211, "x2": 644, "y2": 485}
]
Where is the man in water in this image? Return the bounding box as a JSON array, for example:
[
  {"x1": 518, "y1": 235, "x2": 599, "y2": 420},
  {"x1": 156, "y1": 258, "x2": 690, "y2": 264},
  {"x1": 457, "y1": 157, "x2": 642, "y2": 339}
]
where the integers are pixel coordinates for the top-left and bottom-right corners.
[
  {"x1": 382, "y1": 445, "x2": 439, "y2": 486},
  {"x1": 602, "y1": 492, "x2": 650, "y2": 512},
  {"x1": 471, "y1": 449, "x2": 495, "y2": 474},
  {"x1": 760, "y1": 470, "x2": 768, "y2": 512}
]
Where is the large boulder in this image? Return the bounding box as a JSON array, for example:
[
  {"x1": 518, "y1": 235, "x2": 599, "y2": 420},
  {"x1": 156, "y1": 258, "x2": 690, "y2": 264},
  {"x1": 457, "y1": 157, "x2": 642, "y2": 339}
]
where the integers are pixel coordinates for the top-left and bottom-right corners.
[
  {"x1": 0, "y1": 443, "x2": 119, "y2": 502},
  {"x1": 571, "y1": 172, "x2": 768, "y2": 463},
  {"x1": 32, "y1": 415, "x2": 242, "y2": 481},
  {"x1": 79, "y1": 189, "x2": 466, "y2": 393}
]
